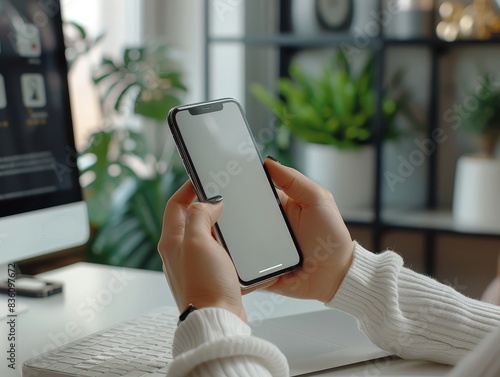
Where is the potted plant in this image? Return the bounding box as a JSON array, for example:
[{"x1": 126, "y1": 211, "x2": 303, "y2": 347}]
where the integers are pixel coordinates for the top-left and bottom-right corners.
[
  {"x1": 251, "y1": 50, "x2": 413, "y2": 210},
  {"x1": 453, "y1": 71, "x2": 500, "y2": 230},
  {"x1": 79, "y1": 42, "x2": 187, "y2": 269}
]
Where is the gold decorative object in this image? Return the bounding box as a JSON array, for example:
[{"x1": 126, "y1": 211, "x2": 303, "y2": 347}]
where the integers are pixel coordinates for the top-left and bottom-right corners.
[{"x1": 437, "y1": 0, "x2": 500, "y2": 40}]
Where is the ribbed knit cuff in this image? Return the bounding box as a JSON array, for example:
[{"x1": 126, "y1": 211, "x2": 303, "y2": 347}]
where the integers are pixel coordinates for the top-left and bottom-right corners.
[
  {"x1": 326, "y1": 242, "x2": 404, "y2": 331},
  {"x1": 173, "y1": 308, "x2": 251, "y2": 355},
  {"x1": 169, "y1": 308, "x2": 288, "y2": 377},
  {"x1": 326, "y1": 242, "x2": 500, "y2": 365}
]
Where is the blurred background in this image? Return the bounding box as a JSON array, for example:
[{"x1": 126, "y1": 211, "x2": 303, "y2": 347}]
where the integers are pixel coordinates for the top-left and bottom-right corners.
[{"x1": 18, "y1": 0, "x2": 500, "y2": 301}]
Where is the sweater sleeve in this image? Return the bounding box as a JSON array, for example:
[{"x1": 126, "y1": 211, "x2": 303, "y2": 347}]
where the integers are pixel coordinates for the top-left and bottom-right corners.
[
  {"x1": 327, "y1": 242, "x2": 500, "y2": 365},
  {"x1": 167, "y1": 308, "x2": 288, "y2": 377}
]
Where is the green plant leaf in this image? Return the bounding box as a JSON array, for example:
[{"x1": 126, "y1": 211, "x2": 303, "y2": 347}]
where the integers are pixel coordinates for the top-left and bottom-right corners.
[
  {"x1": 93, "y1": 43, "x2": 185, "y2": 121},
  {"x1": 250, "y1": 84, "x2": 285, "y2": 113},
  {"x1": 66, "y1": 20, "x2": 87, "y2": 39},
  {"x1": 114, "y1": 82, "x2": 137, "y2": 112},
  {"x1": 99, "y1": 77, "x2": 126, "y2": 111},
  {"x1": 134, "y1": 92, "x2": 181, "y2": 121},
  {"x1": 80, "y1": 132, "x2": 114, "y2": 226},
  {"x1": 74, "y1": 29, "x2": 188, "y2": 270},
  {"x1": 334, "y1": 48, "x2": 350, "y2": 76},
  {"x1": 160, "y1": 72, "x2": 189, "y2": 92},
  {"x1": 252, "y1": 50, "x2": 414, "y2": 148},
  {"x1": 462, "y1": 71, "x2": 500, "y2": 146},
  {"x1": 64, "y1": 20, "x2": 104, "y2": 71},
  {"x1": 124, "y1": 47, "x2": 145, "y2": 67},
  {"x1": 89, "y1": 171, "x2": 184, "y2": 270},
  {"x1": 92, "y1": 58, "x2": 120, "y2": 84},
  {"x1": 289, "y1": 62, "x2": 315, "y2": 99},
  {"x1": 80, "y1": 130, "x2": 141, "y2": 228}
]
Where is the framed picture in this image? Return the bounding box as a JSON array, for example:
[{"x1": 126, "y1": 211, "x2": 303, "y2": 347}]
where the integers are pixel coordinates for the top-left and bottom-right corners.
[
  {"x1": 291, "y1": 0, "x2": 377, "y2": 36},
  {"x1": 315, "y1": 0, "x2": 353, "y2": 32}
]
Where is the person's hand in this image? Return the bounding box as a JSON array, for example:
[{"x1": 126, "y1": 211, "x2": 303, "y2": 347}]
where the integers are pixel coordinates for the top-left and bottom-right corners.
[
  {"x1": 265, "y1": 157, "x2": 354, "y2": 303},
  {"x1": 157, "y1": 181, "x2": 246, "y2": 321}
]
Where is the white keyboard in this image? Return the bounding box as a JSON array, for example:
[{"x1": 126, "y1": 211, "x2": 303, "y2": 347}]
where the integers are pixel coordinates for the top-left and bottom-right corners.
[{"x1": 23, "y1": 307, "x2": 179, "y2": 377}]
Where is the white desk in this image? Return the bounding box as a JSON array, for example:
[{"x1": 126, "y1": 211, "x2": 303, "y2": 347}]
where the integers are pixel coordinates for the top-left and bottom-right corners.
[{"x1": 0, "y1": 263, "x2": 452, "y2": 377}]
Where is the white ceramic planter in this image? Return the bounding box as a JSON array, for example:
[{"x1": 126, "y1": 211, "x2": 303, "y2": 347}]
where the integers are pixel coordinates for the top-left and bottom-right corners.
[
  {"x1": 291, "y1": 140, "x2": 375, "y2": 210},
  {"x1": 453, "y1": 155, "x2": 500, "y2": 229}
]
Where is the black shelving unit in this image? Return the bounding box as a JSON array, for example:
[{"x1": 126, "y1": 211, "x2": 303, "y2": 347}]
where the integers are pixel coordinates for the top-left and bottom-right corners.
[{"x1": 203, "y1": 0, "x2": 500, "y2": 275}]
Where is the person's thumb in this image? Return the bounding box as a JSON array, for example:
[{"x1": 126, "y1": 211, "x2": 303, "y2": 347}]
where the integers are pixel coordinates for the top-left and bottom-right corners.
[
  {"x1": 202, "y1": 195, "x2": 224, "y2": 226},
  {"x1": 264, "y1": 156, "x2": 324, "y2": 205},
  {"x1": 184, "y1": 196, "x2": 224, "y2": 239}
]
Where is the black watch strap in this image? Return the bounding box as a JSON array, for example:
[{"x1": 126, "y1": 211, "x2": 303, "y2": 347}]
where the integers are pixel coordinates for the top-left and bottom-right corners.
[{"x1": 178, "y1": 304, "x2": 197, "y2": 326}]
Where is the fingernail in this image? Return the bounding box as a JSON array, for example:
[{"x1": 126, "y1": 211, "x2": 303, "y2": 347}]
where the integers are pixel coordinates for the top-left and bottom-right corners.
[
  {"x1": 206, "y1": 195, "x2": 223, "y2": 204},
  {"x1": 266, "y1": 155, "x2": 281, "y2": 164}
]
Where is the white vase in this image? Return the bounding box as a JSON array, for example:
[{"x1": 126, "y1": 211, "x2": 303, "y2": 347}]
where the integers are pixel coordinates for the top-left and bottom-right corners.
[
  {"x1": 453, "y1": 155, "x2": 500, "y2": 230},
  {"x1": 291, "y1": 140, "x2": 375, "y2": 210}
]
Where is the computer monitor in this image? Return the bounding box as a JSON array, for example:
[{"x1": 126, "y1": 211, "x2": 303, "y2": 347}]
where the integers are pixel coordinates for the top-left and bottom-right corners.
[{"x1": 0, "y1": 0, "x2": 89, "y2": 275}]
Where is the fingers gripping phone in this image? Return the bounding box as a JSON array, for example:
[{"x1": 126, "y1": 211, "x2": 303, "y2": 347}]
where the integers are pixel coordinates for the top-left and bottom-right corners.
[{"x1": 167, "y1": 98, "x2": 302, "y2": 287}]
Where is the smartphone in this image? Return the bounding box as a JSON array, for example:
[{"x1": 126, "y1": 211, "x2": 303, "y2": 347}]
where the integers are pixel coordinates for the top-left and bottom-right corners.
[
  {"x1": 0, "y1": 275, "x2": 63, "y2": 297},
  {"x1": 167, "y1": 98, "x2": 302, "y2": 287}
]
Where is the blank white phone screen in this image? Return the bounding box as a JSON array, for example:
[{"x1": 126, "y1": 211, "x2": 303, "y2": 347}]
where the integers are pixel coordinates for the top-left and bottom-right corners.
[{"x1": 174, "y1": 100, "x2": 301, "y2": 284}]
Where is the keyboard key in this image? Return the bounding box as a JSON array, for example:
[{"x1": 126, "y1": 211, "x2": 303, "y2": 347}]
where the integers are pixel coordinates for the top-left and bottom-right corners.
[
  {"x1": 25, "y1": 360, "x2": 52, "y2": 369},
  {"x1": 142, "y1": 350, "x2": 164, "y2": 357},
  {"x1": 72, "y1": 354, "x2": 93, "y2": 360},
  {"x1": 68, "y1": 345, "x2": 87, "y2": 351},
  {"x1": 157, "y1": 366, "x2": 171, "y2": 373},
  {"x1": 74, "y1": 363, "x2": 97, "y2": 370},
  {"x1": 147, "y1": 362, "x2": 168, "y2": 368},
  {"x1": 94, "y1": 355, "x2": 113, "y2": 362},
  {"x1": 111, "y1": 365, "x2": 135, "y2": 372},
  {"x1": 134, "y1": 364, "x2": 159, "y2": 373},
  {"x1": 100, "y1": 341, "x2": 121, "y2": 348},
  {"x1": 84, "y1": 359, "x2": 102, "y2": 365},
  {"x1": 62, "y1": 367, "x2": 85, "y2": 374},
  {"x1": 41, "y1": 353, "x2": 60, "y2": 360},
  {"x1": 121, "y1": 371, "x2": 150, "y2": 377},
  {"x1": 109, "y1": 368, "x2": 130, "y2": 374},
  {"x1": 137, "y1": 354, "x2": 155, "y2": 361},
  {"x1": 81, "y1": 349, "x2": 102, "y2": 356},
  {"x1": 23, "y1": 308, "x2": 179, "y2": 377},
  {"x1": 91, "y1": 345, "x2": 112, "y2": 352},
  {"x1": 79, "y1": 371, "x2": 105, "y2": 377},
  {"x1": 124, "y1": 361, "x2": 147, "y2": 368},
  {"x1": 44, "y1": 362, "x2": 74, "y2": 372},
  {"x1": 89, "y1": 366, "x2": 110, "y2": 373},
  {"x1": 155, "y1": 357, "x2": 172, "y2": 364},
  {"x1": 61, "y1": 357, "x2": 86, "y2": 365}
]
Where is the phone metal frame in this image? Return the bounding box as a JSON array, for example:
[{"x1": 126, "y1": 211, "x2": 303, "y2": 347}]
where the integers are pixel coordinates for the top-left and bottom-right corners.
[{"x1": 167, "y1": 98, "x2": 303, "y2": 288}]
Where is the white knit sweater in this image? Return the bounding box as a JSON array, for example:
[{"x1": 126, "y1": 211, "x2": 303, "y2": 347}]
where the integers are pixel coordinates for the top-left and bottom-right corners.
[{"x1": 167, "y1": 243, "x2": 500, "y2": 377}]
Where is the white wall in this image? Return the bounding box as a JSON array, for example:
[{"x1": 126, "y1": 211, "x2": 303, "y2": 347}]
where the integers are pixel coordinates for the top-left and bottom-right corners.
[
  {"x1": 62, "y1": 0, "x2": 143, "y2": 149},
  {"x1": 143, "y1": 0, "x2": 206, "y2": 103}
]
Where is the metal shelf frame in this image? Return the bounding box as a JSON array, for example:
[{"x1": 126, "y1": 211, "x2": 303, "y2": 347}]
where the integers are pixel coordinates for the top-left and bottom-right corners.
[{"x1": 203, "y1": 0, "x2": 500, "y2": 275}]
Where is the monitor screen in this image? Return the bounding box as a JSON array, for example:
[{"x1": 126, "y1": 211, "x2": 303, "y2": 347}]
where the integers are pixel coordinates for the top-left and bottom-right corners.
[{"x1": 0, "y1": 0, "x2": 88, "y2": 264}]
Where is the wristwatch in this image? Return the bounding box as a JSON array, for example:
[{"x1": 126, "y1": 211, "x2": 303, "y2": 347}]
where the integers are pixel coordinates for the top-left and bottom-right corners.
[{"x1": 178, "y1": 304, "x2": 197, "y2": 326}]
